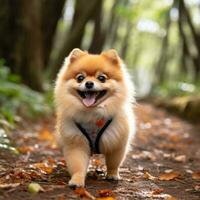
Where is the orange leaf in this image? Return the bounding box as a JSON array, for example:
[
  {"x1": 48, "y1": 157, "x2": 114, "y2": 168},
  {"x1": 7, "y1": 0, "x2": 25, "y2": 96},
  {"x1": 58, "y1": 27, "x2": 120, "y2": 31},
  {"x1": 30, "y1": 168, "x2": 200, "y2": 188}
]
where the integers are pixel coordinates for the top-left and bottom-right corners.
[
  {"x1": 151, "y1": 188, "x2": 164, "y2": 195},
  {"x1": 38, "y1": 128, "x2": 57, "y2": 148},
  {"x1": 97, "y1": 189, "x2": 114, "y2": 197},
  {"x1": 192, "y1": 172, "x2": 200, "y2": 180},
  {"x1": 93, "y1": 159, "x2": 102, "y2": 166},
  {"x1": 18, "y1": 146, "x2": 33, "y2": 154},
  {"x1": 74, "y1": 187, "x2": 95, "y2": 200},
  {"x1": 159, "y1": 171, "x2": 181, "y2": 181},
  {"x1": 96, "y1": 198, "x2": 116, "y2": 200},
  {"x1": 166, "y1": 196, "x2": 177, "y2": 200},
  {"x1": 30, "y1": 163, "x2": 53, "y2": 174}
]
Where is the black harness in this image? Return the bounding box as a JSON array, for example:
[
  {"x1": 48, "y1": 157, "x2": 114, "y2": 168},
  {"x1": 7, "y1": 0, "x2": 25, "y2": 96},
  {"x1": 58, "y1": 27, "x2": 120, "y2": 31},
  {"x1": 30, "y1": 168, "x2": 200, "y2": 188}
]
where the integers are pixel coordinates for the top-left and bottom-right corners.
[{"x1": 75, "y1": 118, "x2": 112, "y2": 154}]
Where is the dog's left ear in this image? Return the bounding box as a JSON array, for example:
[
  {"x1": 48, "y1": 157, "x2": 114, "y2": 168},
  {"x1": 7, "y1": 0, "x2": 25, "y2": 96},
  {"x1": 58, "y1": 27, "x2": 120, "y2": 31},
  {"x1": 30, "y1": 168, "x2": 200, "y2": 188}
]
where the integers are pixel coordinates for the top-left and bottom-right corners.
[
  {"x1": 69, "y1": 48, "x2": 87, "y2": 63},
  {"x1": 101, "y1": 49, "x2": 120, "y2": 64}
]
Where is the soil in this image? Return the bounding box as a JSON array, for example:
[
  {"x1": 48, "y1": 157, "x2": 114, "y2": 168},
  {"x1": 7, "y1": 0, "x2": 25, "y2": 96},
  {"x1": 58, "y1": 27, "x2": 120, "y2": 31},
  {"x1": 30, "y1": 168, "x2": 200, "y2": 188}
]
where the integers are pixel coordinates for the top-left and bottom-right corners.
[{"x1": 0, "y1": 103, "x2": 200, "y2": 200}]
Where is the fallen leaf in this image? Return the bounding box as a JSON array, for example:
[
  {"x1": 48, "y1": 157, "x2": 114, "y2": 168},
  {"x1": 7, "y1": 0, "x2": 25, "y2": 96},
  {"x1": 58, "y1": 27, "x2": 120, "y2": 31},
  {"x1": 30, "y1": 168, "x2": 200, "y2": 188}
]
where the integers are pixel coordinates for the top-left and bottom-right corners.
[
  {"x1": 174, "y1": 155, "x2": 186, "y2": 162},
  {"x1": 192, "y1": 172, "x2": 200, "y2": 180},
  {"x1": 185, "y1": 169, "x2": 193, "y2": 174},
  {"x1": 194, "y1": 184, "x2": 200, "y2": 191},
  {"x1": 74, "y1": 187, "x2": 95, "y2": 200},
  {"x1": 57, "y1": 195, "x2": 65, "y2": 200},
  {"x1": 47, "y1": 157, "x2": 57, "y2": 165},
  {"x1": 96, "y1": 198, "x2": 116, "y2": 200},
  {"x1": 38, "y1": 128, "x2": 57, "y2": 148},
  {"x1": 166, "y1": 196, "x2": 177, "y2": 200},
  {"x1": 144, "y1": 171, "x2": 157, "y2": 180},
  {"x1": 97, "y1": 189, "x2": 114, "y2": 197},
  {"x1": 28, "y1": 182, "x2": 44, "y2": 194},
  {"x1": 18, "y1": 146, "x2": 33, "y2": 154},
  {"x1": 93, "y1": 158, "x2": 102, "y2": 166},
  {"x1": 159, "y1": 171, "x2": 181, "y2": 181},
  {"x1": 9, "y1": 169, "x2": 42, "y2": 182},
  {"x1": 0, "y1": 183, "x2": 20, "y2": 189},
  {"x1": 30, "y1": 163, "x2": 53, "y2": 174},
  {"x1": 151, "y1": 188, "x2": 164, "y2": 195},
  {"x1": 132, "y1": 151, "x2": 156, "y2": 161},
  {"x1": 169, "y1": 134, "x2": 181, "y2": 142}
]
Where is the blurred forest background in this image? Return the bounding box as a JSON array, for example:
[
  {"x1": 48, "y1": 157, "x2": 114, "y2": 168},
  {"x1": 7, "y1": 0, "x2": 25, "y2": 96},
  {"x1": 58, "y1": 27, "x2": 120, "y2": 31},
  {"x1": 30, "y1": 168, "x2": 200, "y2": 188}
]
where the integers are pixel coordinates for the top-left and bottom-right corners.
[{"x1": 1, "y1": 0, "x2": 200, "y2": 124}]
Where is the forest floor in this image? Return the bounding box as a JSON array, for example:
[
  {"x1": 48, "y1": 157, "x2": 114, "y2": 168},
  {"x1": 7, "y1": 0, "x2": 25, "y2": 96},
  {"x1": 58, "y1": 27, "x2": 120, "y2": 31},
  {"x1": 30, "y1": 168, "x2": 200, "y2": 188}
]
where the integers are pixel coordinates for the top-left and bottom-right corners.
[{"x1": 0, "y1": 103, "x2": 200, "y2": 200}]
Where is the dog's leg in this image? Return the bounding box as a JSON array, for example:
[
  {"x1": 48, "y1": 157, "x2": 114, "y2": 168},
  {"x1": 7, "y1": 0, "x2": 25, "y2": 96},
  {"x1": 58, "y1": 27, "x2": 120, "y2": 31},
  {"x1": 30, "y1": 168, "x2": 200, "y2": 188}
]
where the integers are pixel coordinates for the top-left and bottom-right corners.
[
  {"x1": 63, "y1": 145, "x2": 90, "y2": 188},
  {"x1": 105, "y1": 148, "x2": 126, "y2": 181}
]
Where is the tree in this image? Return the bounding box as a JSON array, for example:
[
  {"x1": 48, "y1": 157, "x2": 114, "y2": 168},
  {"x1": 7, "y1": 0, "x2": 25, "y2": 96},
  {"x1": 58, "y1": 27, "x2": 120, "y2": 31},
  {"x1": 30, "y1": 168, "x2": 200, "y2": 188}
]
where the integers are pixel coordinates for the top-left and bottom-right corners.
[
  {"x1": 88, "y1": 0, "x2": 105, "y2": 54},
  {"x1": 177, "y1": 0, "x2": 200, "y2": 81},
  {"x1": 0, "y1": 0, "x2": 65, "y2": 90},
  {"x1": 155, "y1": 8, "x2": 171, "y2": 84},
  {"x1": 50, "y1": 0, "x2": 101, "y2": 79}
]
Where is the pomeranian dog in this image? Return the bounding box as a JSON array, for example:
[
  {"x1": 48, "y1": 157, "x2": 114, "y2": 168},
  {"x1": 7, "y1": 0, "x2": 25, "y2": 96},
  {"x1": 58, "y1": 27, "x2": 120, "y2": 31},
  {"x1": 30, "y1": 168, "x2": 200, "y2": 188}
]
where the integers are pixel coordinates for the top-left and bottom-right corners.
[{"x1": 54, "y1": 48, "x2": 135, "y2": 188}]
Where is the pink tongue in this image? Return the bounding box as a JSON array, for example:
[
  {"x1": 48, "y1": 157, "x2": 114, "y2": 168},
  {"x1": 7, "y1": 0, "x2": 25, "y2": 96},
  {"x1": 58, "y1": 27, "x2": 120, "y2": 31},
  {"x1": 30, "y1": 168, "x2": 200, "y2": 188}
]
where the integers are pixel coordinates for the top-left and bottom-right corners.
[{"x1": 83, "y1": 94, "x2": 96, "y2": 107}]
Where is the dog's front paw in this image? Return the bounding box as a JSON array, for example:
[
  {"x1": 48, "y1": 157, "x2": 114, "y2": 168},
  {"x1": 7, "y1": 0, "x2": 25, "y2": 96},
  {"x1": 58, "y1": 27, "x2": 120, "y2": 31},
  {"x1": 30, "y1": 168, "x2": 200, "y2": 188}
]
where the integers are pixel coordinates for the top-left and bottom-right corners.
[
  {"x1": 68, "y1": 174, "x2": 85, "y2": 189},
  {"x1": 106, "y1": 173, "x2": 121, "y2": 181}
]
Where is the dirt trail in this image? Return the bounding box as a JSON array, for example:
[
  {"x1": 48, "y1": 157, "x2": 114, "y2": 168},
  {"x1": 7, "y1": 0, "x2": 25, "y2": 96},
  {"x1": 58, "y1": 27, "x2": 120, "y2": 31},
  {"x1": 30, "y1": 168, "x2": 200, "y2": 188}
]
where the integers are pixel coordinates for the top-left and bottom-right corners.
[{"x1": 0, "y1": 103, "x2": 200, "y2": 200}]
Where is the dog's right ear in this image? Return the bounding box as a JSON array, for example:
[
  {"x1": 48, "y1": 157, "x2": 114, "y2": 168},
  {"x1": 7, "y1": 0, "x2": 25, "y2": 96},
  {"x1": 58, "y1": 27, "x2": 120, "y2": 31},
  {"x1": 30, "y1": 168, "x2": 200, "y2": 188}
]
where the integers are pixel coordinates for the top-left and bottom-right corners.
[{"x1": 69, "y1": 48, "x2": 87, "y2": 63}]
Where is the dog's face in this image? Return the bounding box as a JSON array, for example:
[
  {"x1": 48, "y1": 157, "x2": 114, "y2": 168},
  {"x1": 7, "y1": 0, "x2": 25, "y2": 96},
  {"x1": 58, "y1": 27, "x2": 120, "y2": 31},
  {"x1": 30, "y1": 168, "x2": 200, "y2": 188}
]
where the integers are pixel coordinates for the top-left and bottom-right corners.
[{"x1": 56, "y1": 49, "x2": 127, "y2": 113}]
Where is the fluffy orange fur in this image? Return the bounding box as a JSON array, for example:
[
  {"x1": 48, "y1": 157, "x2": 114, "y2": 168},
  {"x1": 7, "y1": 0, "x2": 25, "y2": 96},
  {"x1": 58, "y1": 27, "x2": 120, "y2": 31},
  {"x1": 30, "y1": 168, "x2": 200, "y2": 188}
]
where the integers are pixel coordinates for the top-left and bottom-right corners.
[{"x1": 54, "y1": 49, "x2": 135, "y2": 187}]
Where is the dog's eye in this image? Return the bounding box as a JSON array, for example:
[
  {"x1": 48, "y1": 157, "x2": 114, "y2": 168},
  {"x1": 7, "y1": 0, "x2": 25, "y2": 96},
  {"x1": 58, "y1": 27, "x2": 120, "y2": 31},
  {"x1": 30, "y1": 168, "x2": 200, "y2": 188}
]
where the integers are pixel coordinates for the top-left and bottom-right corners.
[
  {"x1": 98, "y1": 75, "x2": 106, "y2": 83},
  {"x1": 76, "y1": 74, "x2": 85, "y2": 83}
]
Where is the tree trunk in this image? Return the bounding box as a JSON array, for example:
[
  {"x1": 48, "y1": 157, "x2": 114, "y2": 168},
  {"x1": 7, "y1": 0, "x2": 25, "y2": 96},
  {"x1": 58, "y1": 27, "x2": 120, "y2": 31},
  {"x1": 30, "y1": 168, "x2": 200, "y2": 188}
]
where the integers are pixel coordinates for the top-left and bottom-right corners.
[
  {"x1": 41, "y1": 0, "x2": 66, "y2": 68},
  {"x1": 0, "y1": 0, "x2": 19, "y2": 67},
  {"x1": 120, "y1": 21, "x2": 133, "y2": 59},
  {"x1": 13, "y1": 0, "x2": 44, "y2": 91},
  {"x1": 50, "y1": 0, "x2": 100, "y2": 79},
  {"x1": 88, "y1": 0, "x2": 105, "y2": 54},
  {"x1": 155, "y1": 9, "x2": 171, "y2": 84},
  {"x1": 178, "y1": 0, "x2": 200, "y2": 80}
]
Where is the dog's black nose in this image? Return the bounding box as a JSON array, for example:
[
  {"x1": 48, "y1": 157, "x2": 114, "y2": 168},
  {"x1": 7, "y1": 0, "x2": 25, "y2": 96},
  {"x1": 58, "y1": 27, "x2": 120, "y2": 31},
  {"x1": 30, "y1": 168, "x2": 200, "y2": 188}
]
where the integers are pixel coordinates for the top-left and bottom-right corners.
[{"x1": 85, "y1": 81, "x2": 94, "y2": 89}]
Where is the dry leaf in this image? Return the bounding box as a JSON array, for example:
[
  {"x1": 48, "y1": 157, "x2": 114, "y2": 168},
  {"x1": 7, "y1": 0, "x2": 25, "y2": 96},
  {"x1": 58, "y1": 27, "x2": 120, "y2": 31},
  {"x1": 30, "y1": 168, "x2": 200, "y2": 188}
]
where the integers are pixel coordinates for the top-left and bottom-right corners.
[
  {"x1": 18, "y1": 146, "x2": 33, "y2": 154},
  {"x1": 192, "y1": 172, "x2": 200, "y2": 180},
  {"x1": 144, "y1": 171, "x2": 157, "y2": 180},
  {"x1": 38, "y1": 128, "x2": 57, "y2": 148},
  {"x1": 57, "y1": 195, "x2": 66, "y2": 200},
  {"x1": 30, "y1": 163, "x2": 53, "y2": 174},
  {"x1": 96, "y1": 198, "x2": 116, "y2": 200},
  {"x1": 93, "y1": 159, "x2": 102, "y2": 166},
  {"x1": 0, "y1": 183, "x2": 20, "y2": 189},
  {"x1": 151, "y1": 188, "x2": 164, "y2": 195},
  {"x1": 159, "y1": 171, "x2": 181, "y2": 181},
  {"x1": 174, "y1": 155, "x2": 186, "y2": 162},
  {"x1": 97, "y1": 189, "x2": 114, "y2": 197},
  {"x1": 194, "y1": 184, "x2": 200, "y2": 191},
  {"x1": 74, "y1": 187, "x2": 95, "y2": 200},
  {"x1": 132, "y1": 151, "x2": 156, "y2": 161},
  {"x1": 166, "y1": 196, "x2": 177, "y2": 200}
]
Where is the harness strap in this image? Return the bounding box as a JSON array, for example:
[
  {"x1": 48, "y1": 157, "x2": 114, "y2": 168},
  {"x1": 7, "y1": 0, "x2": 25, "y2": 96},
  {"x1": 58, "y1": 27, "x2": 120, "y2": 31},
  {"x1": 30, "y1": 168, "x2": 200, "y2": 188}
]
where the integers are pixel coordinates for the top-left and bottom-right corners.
[
  {"x1": 75, "y1": 118, "x2": 113, "y2": 154},
  {"x1": 75, "y1": 122, "x2": 93, "y2": 151},
  {"x1": 95, "y1": 119, "x2": 112, "y2": 153}
]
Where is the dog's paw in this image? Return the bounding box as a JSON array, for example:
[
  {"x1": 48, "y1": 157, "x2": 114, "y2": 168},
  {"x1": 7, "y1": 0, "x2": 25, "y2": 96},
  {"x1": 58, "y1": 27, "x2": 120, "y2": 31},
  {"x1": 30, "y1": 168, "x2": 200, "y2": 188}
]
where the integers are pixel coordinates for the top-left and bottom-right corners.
[
  {"x1": 68, "y1": 176, "x2": 85, "y2": 189},
  {"x1": 106, "y1": 174, "x2": 121, "y2": 181}
]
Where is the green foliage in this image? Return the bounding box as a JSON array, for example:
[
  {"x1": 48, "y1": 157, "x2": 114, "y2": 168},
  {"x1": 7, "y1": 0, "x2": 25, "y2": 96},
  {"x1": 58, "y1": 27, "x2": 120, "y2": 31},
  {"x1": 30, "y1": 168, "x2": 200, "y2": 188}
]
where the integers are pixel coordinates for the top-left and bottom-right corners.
[
  {"x1": 0, "y1": 60, "x2": 53, "y2": 124},
  {"x1": 152, "y1": 81, "x2": 200, "y2": 98}
]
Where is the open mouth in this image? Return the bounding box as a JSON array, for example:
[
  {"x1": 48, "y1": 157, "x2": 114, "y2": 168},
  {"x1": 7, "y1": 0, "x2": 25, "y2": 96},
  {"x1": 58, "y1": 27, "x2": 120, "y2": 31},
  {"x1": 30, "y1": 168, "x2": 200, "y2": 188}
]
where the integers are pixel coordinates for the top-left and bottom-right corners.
[{"x1": 77, "y1": 90, "x2": 107, "y2": 107}]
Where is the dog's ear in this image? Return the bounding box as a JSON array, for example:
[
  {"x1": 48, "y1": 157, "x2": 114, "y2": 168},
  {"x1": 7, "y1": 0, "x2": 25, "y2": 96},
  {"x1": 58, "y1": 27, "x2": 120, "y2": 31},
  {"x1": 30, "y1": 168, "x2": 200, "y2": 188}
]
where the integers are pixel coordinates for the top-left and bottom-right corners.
[
  {"x1": 101, "y1": 49, "x2": 119, "y2": 64},
  {"x1": 69, "y1": 48, "x2": 87, "y2": 63}
]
